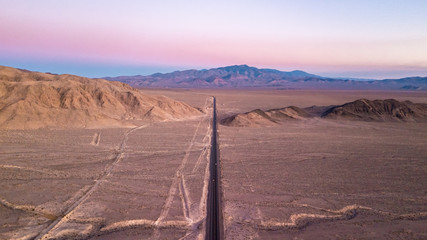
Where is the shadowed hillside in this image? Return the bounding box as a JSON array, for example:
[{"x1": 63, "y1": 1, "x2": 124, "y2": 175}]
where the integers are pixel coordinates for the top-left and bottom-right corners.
[
  {"x1": 0, "y1": 66, "x2": 202, "y2": 129},
  {"x1": 221, "y1": 106, "x2": 309, "y2": 127},
  {"x1": 321, "y1": 99, "x2": 427, "y2": 122},
  {"x1": 222, "y1": 99, "x2": 427, "y2": 127}
]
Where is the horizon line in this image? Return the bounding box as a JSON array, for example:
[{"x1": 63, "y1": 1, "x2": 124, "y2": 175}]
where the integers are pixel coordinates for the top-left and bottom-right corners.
[{"x1": 1, "y1": 63, "x2": 427, "y2": 81}]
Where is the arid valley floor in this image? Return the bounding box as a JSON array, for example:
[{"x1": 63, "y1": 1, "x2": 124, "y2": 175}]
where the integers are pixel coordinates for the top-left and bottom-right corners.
[{"x1": 1, "y1": 90, "x2": 427, "y2": 239}]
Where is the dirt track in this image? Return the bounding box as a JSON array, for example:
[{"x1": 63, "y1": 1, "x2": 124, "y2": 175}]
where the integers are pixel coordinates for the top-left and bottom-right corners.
[
  {"x1": 34, "y1": 125, "x2": 148, "y2": 240},
  {"x1": 0, "y1": 98, "x2": 213, "y2": 240},
  {"x1": 1, "y1": 90, "x2": 427, "y2": 239}
]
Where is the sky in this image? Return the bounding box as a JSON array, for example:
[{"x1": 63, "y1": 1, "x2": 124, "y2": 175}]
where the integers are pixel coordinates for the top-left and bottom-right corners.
[{"x1": 1, "y1": 0, "x2": 427, "y2": 79}]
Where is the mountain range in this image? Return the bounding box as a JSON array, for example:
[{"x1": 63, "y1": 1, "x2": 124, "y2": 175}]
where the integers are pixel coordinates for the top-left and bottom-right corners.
[{"x1": 105, "y1": 65, "x2": 427, "y2": 90}]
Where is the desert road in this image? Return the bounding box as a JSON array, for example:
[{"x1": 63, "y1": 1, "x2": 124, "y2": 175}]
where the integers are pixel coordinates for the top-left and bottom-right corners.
[
  {"x1": 2, "y1": 66, "x2": 427, "y2": 239},
  {"x1": 1, "y1": 89, "x2": 427, "y2": 239},
  {"x1": 206, "y1": 97, "x2": 223, "y2": 240}
]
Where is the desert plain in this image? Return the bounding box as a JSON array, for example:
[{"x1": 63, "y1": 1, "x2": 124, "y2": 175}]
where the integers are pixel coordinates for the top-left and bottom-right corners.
[{"x1": 1, "y1": 89, "x2": 427, "y2": 239}]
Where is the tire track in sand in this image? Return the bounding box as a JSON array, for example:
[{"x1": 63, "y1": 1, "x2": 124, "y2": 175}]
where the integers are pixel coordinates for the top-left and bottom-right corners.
[
  {"x1": 0, "y1": 164, "x2": 62, "y2": 177},
  {"x1": 90, "y1": 132, "x2": 101, "y2": 146},
  {"x1": 177, "y1": 123, "x2": 212, "y2": 240},
  {"x1": 152, "y1": 97, "x2": 211, "y2": 239},
  {"x1": 178, "y1": 174, "x2": 191, "y2": 220},
  {"x1": 181, "y1": 99, "x2": 214, "y2": 240},
  {"x1": 34, "y1": 124, "x2": 148, "y2": 240},
  {"x1": 192, "y1": 125, "x2": 211, "y2": 173}
]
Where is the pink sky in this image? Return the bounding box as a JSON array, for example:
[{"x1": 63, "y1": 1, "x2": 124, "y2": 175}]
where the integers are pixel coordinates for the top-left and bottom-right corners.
[{"x1": 1, "y1": 0, "x2": 427, "y2": 78}]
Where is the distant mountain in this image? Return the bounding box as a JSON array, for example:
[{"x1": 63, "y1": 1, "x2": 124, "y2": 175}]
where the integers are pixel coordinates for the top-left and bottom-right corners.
[
  {"x1": 105, "y1": 64, "x2": 321, "y2": 88},
  {"x1": 105, "y1": 65, "x2": 427, "y2": 90}
]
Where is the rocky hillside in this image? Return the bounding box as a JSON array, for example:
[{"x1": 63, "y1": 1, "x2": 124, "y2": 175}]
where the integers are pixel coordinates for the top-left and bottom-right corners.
[
  {"x1": 221, "y1": 99, "x2": 427, "y2": 127},
  {"x1": 221, "y1": 106, "x2": 309, "y2": 127},
  {"x1": 321, "y1": 99, "x2": 427, "y2": 122},
  {"x1": 0, "y1": 66, "x2": 202, "y2": 129}
]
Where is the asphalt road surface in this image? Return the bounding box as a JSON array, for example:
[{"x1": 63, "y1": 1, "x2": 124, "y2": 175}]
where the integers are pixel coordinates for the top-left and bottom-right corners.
[{"x1": 206, "y1": 97, "x2": 223, "y2": 240}]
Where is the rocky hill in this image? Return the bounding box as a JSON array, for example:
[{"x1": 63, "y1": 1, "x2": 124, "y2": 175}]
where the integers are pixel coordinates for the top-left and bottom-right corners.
[
  {"x1": 221, "y1": 106, "x2": 310, "y2": 127},
  {"x1": 321, "y1": 99, "x2": 427, "y2": 122},
  {"x1": 105, "y1": 65, "x2": 427, "y2": 90},
  {"x1": 221, "y1": 99, "x2": 427, "y2": 127},
  {"x1": 0, "y1": 66, "x2": 202, "y2": 129}
]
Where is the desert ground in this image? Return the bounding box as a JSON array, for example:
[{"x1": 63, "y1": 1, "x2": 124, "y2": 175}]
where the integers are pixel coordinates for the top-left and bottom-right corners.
[
  {"x1": 145, "y1": 89, "x2": 427, "y2": 239},
  {"x1": 1, "y1": 89, "x2": 427, "y2": 239},
  {"x1": 0, "y1": 97, "x2": 213, "y2": 240}
]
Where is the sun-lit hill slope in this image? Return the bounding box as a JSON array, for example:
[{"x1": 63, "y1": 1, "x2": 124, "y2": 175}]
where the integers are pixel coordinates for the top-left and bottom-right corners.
[
  {"x1": 321, "y1": 99, "x2": 427, "y2": 122},
  {"x1": 221, "y1": 99, "x2": 427, "y2": 127},
  {"x1": 0, "y1": 66, "x2": 202, "y2": 129},
  {"x1": 221, "y1": 106, "x2": 309, "y2": 127}
]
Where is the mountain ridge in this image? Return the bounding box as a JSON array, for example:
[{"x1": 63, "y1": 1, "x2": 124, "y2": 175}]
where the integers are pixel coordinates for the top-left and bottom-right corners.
[
  {"x1": 221, "y1": 99, "x2": 427, "y2": 127},
  {"x1": 0, "y1": 65, "x2": 202, "y2": 129},
  {"x1": 105, "y1": 65, "x2": 427, "y2": 90}
]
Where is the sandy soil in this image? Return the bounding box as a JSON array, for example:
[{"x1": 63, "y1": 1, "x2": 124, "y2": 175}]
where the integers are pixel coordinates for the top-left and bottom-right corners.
[
  {"x1": 220, "y1": 120, "x2": 427, "y2": 239},
  {"x1": 0, "y1": 97, "x2": 212, "y2": 240},
  {"x1": 144, "y1": 89, "x2": 427, "y2": 239},
  {"x1": 141, "y1": 89, "x2": 427, "y2": 114},
  {"x1": 1, "y1": 89, "x2": 426, "y2": 239}
]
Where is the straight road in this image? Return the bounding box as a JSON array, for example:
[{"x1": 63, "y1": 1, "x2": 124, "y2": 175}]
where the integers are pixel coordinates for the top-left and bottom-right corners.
[{"x1": 206, "y1": 97, "x2": 223, "y2": 240}]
